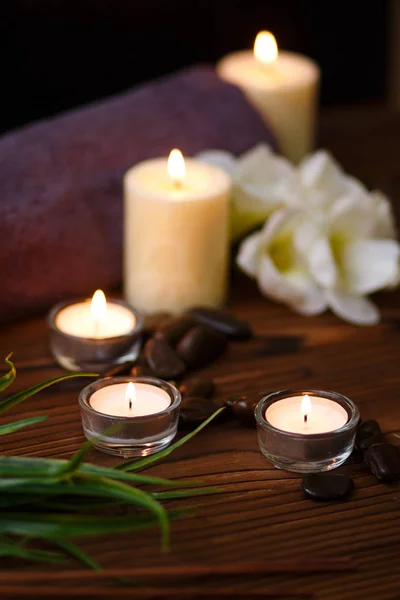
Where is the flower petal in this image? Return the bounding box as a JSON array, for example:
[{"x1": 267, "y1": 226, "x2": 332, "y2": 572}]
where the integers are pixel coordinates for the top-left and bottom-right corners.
[
  {"x1": 257, "y1": 254, "x2": 305, "y2": 305},
  {"x1": 308, "y1": 237, "x2": 338, "y2": 289},
  {"x1": 257, "y1": 255, "x2": 327, "y2": 315},
  {"x1": 328, "y1": 194, "x2": 375, "y2": 239},
  {"x1": 236, "y1": 144, "x2": 297, "y2": 205},
  {"x1": 196, "y1": 150, "x2": 236, "y2": 175},
  {"x1": 236, "y1": 230, "x2": 263, "y2": 278},
  {"x1": 370, "y1": 190, "x2": 397, "y2": 239},
  {"x1": 325, "y1": 290, "x2": 380, "y2": 326},
  {"x1": 284, "y1": 270, "x2": 327, "y2": 315},
  {"x1": 299, "y1": 150, "x2": 344, "y2": 190},
  {"x1": 341, "y1": 239, "x2": 400, "y2": 294}
]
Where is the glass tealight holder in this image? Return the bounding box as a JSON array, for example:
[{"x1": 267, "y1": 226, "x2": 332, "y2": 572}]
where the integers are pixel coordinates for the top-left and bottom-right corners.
[
  {"x1": 255, "y1": 389, "x2": 360, "y2": 473},
  {"x1": 48, "y1": 299, "x2": 143, "y2": 373},
  {"x1": 79, "y1": 376, "x2": 181, "y2": 457}
]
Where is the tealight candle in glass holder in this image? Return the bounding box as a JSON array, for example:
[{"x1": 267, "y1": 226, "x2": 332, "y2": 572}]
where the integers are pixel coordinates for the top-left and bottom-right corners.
[
  {"x1": 48, "y1": 290, "x2": 143, "y2": 373},
  {"x1": 255, "y1": 389, "x2": 359, "y2": 473},
  {"x1": 79, "y1": 376, "x2": 181, "y2": 457}
]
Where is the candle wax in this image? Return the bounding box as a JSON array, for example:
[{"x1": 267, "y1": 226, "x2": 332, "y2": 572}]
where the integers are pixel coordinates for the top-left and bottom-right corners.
[
  {"x1": 265, "y1": 396, "x2": 348, "y2": 434},
  {"x1": 217, "y1": 50, "x2": 319, "y2": 163},
  {"x1": 124, "y1": 157, "x2": 231, "y2": 314},
  {"x1": 90, "y1": 382, "x2": 171, "y2": 417},
  {"x1": 56, "y1": 301, "x2": 136, "y2": 339}
]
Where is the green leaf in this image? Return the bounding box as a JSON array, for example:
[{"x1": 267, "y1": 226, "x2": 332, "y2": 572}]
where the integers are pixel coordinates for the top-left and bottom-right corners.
[
  {"x1": 118, "y1": 407, "x2": 226, "y2": 472},
  {"x1": 0, "y1": 495, "x2": 36, "y2": 508},
  {"x1": 0, "y1": 536, "x2": 66, "y2": 564},
  {"x1": 0, "y1": 509, "x2": 187, "y2": 540},
  {"x1": 0, "y1": 474, "x2": 169, "y2": 548},
  {"x1": 0, "y1": 416, "x2": 48, "y2": 436},
  {"x1": 54, "y1": 440, "x2": 94, "y2": 478},
  {"x1": 0, "y1": 455, "x2": 199, "y2": 488},
  {"x1": 0, "y1": 354, "x2": 16, "y2": 392},
  {"x1": 0, "y1": 372, "x2": 97, "y2": 414},
  {"x1": 51, "y1": 538, "x2": 101, "y2": 570}
]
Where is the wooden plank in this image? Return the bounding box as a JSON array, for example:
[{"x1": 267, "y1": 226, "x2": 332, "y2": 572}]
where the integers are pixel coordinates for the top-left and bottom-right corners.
[{"x1": 1, "y1": 106, "x2": 400, "y2": 599}]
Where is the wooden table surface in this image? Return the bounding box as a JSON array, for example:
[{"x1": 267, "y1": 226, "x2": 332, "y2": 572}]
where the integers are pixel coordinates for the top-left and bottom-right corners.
[{"x1": 1, "y1": 105, "x2": 400, "y2": 599}]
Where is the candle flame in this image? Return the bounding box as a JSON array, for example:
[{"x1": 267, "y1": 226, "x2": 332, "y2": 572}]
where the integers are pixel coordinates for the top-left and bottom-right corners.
[
  {"x1": 167, "y1": 149, "x2": 186, "y2": 187},
  {"x1": 90, "y1": 289, "x2": 107, "y2": 321},
  {"x1": 254, "y1": 31, "x2": 278, "y2": 64},
  {"x1": 301, "y1": 394, "x2": 312, "y2": 417},
  {"x1": 126, "y1": 382, "x2": 136, "y2": 410}
]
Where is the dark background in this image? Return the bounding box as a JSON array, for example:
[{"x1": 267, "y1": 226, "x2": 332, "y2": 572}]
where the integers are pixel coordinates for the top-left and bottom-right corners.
[{"x1": 0, "y1": 0, "x2": 389, "y2": 135}]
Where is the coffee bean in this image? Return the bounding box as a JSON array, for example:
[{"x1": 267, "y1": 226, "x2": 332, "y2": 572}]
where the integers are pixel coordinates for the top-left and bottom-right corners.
[
  {"x1": 144, "y1": 337, "x2": 186, "y2": 379},
  {"x1": 301, "y1": 473, "x2": 354, "y2": 501},
  {"x1": 356, "y1": 419, "x2": 382, "y2": 452},
  {"x1": 179, "y1": 396, "x2": 223, "y2": 430},
  {"x1": 179, "y1": 377, "x2": 215, "y2": 399},
  {"x1": 177, "y1": 326, "x2": 227, "y2": 368},
  {"x1": 188, "y1": 307, "x2": 252, "y2": 340},
  {"x1": 364, "y1": 443, "x2": 400, "y2": 482},
  {"x1": 156, "y1": 316, "x2": 197, "y2": 347}
]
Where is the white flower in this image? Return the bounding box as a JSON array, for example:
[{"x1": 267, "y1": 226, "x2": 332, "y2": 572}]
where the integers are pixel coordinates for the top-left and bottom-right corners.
[
  {"x1": 294, "y1": 192, "x2": 400, "y2": 325},
  {"x1": 235, "y1": 148, "x2": 400, "y2": 325},
  {"x1": 237, "y1": 208, "x2": 327, "y2": 316},
  {"x1": 197, "y1": 144, "x2": 297, "y2": 240},
  {"x1": 298, "y1": 150, "x2": 367, "y2": 211}
]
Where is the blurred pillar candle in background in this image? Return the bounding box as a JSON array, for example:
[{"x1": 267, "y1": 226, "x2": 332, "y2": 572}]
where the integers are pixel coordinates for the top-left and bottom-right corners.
[
  {"x1": 217, "y1": 31, "x2": 320, "y2": 164},
  {"x1": 123, "y1": 150, "x2": 231, "y2": 315}
]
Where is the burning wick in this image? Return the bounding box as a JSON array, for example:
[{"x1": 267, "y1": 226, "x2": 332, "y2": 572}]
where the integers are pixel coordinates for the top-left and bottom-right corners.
[
  {"x1": 301, "y1": 394, "x2": 312, "y2": 425},
  {"x1": 90, "y1": 289, "x2": 107, "y2": 339},
  {"x1": 126, "y1": 382, "x2": 135, "y2": 412},
  {"x1": 167, "y1": 148, "x2": 186, "y2": 190}
]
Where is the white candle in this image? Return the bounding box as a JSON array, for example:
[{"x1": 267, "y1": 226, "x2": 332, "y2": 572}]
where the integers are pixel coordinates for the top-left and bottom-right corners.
[
  {"x1": 123, "y1": 149, "x2": 231, "y2": 315},
  {"x1": 55, "y1": 290, "x2": 136, "y2": 339},
  {"x1": 217, "y1": 31, "x2": 320, "y2": 164},
  {"x1": 90, "y1": 381, "x2": 171, "y2": 417},
  {"x1": 265, "y1": 394, "x2": 348, "y2": 434}
]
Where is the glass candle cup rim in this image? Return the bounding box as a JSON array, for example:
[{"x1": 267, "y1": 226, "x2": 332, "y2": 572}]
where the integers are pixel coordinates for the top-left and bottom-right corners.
[
  {"x1": 254, "y1": 389, "x2": 360, "y2": 440},
  {"x1": 48, "y1": 298, "x2": 143, "y2": 342},
  {"x1": 79, "y1": 376, "x2": 181, "y2": 421}
]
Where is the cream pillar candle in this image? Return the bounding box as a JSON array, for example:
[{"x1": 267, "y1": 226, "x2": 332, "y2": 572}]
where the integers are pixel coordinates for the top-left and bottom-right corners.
[
  {"x1": 217, "y1": 31, "x2": 320, "y2": 164},
  {"x1": 124, "y1": 150, "x2": 231, "y2": 315}
]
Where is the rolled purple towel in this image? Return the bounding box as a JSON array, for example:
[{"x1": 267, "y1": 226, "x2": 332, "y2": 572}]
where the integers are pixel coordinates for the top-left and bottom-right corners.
[{"x1": 0, "y1": 66, "x2": 276, "y2": 324}]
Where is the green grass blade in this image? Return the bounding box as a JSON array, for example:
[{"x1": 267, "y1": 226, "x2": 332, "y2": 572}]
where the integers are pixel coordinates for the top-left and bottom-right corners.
[
  {"x1": 0, "y1": 354, "x2": 16, "y2": 392},
  {"x1": 81, "y1": 476, "x2": 170, "y2": 549},
  {"x1": 0, "y1": 455, "x2": 199, "y2": 488},
  {"x1": 52, "y1": 539, "x2": 101, "y2": 571},
  {"x1": 36, "y1": 499, "x2": 121, "y2": 512},
  {"x1": 0, "y1": 372, "x2": 97, "y2": 414},
  {"x1": 0, "y1": 509, "x2": 187, "y2": 539},
  {"x1": 54, "y1": 440, "x2": 94, "y2": 478},
  {"x1": 0, "y1": 495, "x2": 40, "y2": 508},
  {"x1": 118, "y1": 407, "x2": 225, "y2": 472},
  {"x1": 0, "y1": 416, "x2": 48, "y2": 436},
  {"x1": 0, "y1": 536, "x2": 66, "y2": 564},
  {"x1": 0, "y1": 475, "x2": 169, "y2": 548}
]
